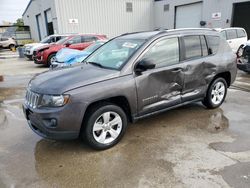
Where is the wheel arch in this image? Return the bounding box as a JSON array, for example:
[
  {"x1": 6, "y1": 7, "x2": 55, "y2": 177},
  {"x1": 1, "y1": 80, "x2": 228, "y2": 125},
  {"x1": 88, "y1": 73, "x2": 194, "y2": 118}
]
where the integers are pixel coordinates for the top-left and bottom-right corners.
[
  {"x1": 80, "y1": 96, "x2": 133, "y2": 132},
  {"x1": 213, "y1": 71, "x2": 231, "y2": 87}
]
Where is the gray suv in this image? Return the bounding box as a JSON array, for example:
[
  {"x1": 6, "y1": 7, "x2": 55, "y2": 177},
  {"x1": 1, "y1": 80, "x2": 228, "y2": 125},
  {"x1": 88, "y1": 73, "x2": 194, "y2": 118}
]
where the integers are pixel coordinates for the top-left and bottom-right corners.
[{"x1": 23, "y1": 29, "x2": 237, "y2": 150}]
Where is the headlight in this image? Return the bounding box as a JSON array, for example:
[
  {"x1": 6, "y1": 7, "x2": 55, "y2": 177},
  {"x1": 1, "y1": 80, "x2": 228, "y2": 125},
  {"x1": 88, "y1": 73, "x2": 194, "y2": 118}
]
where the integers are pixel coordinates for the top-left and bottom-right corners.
[{"x1": 39, "y1": 94, "x2": 70, "y2": 107}]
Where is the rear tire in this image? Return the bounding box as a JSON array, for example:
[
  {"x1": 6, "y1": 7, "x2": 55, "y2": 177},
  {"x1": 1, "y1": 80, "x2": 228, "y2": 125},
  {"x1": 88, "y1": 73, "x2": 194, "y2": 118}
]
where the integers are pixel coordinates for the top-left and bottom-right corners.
[
  {"x1": 202, "y1": 77, "x2": 227, "y2": 109},
  {"x1": 82, "y1": 103, "x2": 128, "y2": 150}
]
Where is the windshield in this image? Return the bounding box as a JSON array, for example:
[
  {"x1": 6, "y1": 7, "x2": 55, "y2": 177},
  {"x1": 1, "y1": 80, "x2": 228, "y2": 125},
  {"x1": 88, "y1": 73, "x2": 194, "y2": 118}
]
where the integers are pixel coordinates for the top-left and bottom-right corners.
[
  {"x1": 56, "y1": 36, "x2": 70, "y2": 45},
  {"x1": 40, "y1": 36, "x2": 51, "y2": 43},
  {"x1": 85, "y1": 38, "x2": 145, "y2": 70}
]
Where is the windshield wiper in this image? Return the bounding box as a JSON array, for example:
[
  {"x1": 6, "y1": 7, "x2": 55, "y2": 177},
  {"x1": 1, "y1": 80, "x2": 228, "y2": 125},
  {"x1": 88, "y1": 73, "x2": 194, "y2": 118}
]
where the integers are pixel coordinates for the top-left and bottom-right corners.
[{"x1": 86, "y1": 61, "x2": 104, "y2": 68}]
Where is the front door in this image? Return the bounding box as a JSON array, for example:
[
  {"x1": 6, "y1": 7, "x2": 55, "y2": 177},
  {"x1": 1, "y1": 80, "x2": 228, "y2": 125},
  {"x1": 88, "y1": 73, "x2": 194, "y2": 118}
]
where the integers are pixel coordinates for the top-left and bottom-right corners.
[{"x1": 134, "y1": 37, "x2": 184, "y2": 116}]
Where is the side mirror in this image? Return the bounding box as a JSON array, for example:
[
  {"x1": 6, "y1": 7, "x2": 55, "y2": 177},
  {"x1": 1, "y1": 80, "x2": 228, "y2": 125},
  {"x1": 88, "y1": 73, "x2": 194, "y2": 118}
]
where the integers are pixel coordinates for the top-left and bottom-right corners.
[
  {"x1": 135, "y1": 58, "x2": 155, "y2": 73},
  {"x1": 65, "y1": 40, "x2": 74, "y2": 47},
  {"x1": 65, "y1": 43, "x2": 71, "y2": 47}
]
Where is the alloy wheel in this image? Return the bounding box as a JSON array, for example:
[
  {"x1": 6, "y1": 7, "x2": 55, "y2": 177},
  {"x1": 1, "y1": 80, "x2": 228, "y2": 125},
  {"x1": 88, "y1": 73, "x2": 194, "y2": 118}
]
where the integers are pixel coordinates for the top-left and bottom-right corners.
[
  {"x1": 211, "y1": 81, "x2": 225, "y2": 105},
  {"x1": 92, "y1": 111, "x2": 122, "y2": 144}
]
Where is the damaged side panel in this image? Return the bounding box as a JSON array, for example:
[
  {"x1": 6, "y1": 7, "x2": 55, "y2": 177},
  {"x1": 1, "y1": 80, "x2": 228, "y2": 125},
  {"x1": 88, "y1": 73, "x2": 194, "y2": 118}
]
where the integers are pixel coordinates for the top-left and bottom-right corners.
[
  {"x1": 181, "y1": 58, "x2": 217, "y2": 102},
  {"x1": 135, "y1": 65, "x2": 184, "y2": 116}
]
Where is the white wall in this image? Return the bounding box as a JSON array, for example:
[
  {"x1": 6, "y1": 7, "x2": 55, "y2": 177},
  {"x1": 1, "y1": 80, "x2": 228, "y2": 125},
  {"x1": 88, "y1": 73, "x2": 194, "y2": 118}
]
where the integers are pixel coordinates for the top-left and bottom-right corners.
[
  {"x1": 154, "y1": 0, "x2": 250, "y2": 30},
  {"x1": 23, "y1": 0, "x2": 58, "y2": 41},
  {"x1": 54, "y1": 0, "x2": 154, "y2": 38}
]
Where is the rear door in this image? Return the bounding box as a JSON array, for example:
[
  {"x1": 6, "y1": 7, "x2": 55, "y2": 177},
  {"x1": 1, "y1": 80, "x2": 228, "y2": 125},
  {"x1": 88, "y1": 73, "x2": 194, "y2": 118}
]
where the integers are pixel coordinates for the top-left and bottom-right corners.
[
  {"x1": 181, "y1": 35, "x2": 212, "y2": 102},
  {"x1": 135, "y1": 37, "x2": 185, "y2": 116}
]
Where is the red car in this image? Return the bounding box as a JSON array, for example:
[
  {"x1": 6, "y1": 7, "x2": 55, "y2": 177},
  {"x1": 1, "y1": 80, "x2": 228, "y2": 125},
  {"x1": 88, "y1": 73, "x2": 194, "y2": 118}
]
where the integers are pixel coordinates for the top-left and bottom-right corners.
[{"x1": 33, "y1": 34, "x2": 107, "y2": 66}]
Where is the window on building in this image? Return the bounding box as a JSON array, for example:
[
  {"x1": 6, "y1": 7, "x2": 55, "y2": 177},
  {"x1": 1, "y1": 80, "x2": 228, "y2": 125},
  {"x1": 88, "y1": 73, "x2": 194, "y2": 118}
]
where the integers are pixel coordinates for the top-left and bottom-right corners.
[
  {"x1": 142, "y1": 37, "x2": 179, "y2": 68},
  {"x1": 164, "y1": 4, "x2": 169, "y2": 11},
  {"x1": 226, "y1": 29, "x2": 237, "y2": 40},
  {"x1": 126, "y1": 2, "x2": 133, "y2": 12},
  {"x1": 206, "y1": 35, "x2": 220, "y2": 55},
  {"x1": 183, "y1": 36, "x2": 202, "y2": 59},
  {"x1": 236, "y1": 29, "x2": 246, "y2": 38}
]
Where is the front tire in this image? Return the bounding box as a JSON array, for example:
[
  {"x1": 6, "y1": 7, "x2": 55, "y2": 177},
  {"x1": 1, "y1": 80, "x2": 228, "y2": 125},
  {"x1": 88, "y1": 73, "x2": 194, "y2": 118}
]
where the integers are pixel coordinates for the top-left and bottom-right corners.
[
  {"x1": 9, "y1": 44, "x2": 15, "y2": 51},
  {"x1": 203, "y1": 77, "x2": 227, "y2": 109},
  {"x1": 82, "y1": 103, "x2": 128, "y2": 150},
  {"x1": 47, "y1": 53, "x2": 56, "y2": 66}
]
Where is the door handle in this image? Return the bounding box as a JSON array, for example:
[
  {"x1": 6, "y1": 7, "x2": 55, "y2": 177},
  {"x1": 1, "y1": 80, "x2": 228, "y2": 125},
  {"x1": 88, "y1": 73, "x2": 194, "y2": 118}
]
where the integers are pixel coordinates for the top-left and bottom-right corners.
[
  {"x1": 171, "y1": 68, "x2": 183, "y2": 73},
  {"x1": 228, "y1": 41, "x2": 232, "y2": 43}
]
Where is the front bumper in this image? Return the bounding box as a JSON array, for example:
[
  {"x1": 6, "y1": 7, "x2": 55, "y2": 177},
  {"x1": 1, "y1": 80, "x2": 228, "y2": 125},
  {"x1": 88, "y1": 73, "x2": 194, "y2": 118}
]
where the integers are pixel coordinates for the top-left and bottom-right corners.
[
  {"x1": 33, "y1": 55, "x2": 45, "y2": 64},
  {"x1": 22, "y1": 103, "x2": 81, "y2": 140}
]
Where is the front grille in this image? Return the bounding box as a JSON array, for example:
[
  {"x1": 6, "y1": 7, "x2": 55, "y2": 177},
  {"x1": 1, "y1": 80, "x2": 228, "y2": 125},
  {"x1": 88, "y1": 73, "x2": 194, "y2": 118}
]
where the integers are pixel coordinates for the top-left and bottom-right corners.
[{"x1": 25, "y1": 89, "x2": 40, "y2": 108}]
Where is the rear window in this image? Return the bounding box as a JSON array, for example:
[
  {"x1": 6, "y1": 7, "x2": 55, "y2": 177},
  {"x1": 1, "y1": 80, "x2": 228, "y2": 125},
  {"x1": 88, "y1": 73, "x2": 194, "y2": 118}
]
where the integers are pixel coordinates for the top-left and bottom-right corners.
[
  {"x1": 81, "y1": 36, "x2": 97, "y2": 43},
  {"x1": 206, "y1": 35, "x2": 220, "y2": 55},
  {"x1": 183, "y1": 36, "x2": 202, "y2": 59},
  {"x1": 220, "y1": 31, "x2": 227, "y2": 40},
  {"x1": 237, "y1": 29, "x2": 246, "y2": 38},
  {"x1": 226, "y1": 29, "x2": 237, "y2": 40}
]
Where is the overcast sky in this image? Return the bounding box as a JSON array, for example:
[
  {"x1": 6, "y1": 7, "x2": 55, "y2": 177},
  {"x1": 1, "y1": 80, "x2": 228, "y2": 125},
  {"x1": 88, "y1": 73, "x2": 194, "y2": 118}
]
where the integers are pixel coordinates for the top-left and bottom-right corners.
[{"x1": 0, "y1": 0, "x2": 30, "y2": 24}]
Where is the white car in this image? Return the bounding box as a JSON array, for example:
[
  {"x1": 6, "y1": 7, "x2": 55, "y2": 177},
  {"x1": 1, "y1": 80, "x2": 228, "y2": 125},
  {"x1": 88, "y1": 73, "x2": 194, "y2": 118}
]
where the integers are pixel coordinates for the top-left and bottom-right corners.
[
  {"x1": 0, "y1": 37, "x2": 17, "y2": 49},
  {"x1": 216, "y1": 27, "x2": 248, "y2": 52},
  {"x1": 24, "y1": 34, "x2": 68, "y2": 60}
]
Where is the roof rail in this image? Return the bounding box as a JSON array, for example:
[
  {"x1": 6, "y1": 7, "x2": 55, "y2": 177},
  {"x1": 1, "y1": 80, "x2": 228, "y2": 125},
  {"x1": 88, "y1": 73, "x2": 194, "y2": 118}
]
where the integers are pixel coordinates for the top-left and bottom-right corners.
[
  {"x1": 167, "y1": 28, "x2": 217, "y2": 32},
  {"x1": 120, "y1": 31, "x2": 149, "y2": 36}
]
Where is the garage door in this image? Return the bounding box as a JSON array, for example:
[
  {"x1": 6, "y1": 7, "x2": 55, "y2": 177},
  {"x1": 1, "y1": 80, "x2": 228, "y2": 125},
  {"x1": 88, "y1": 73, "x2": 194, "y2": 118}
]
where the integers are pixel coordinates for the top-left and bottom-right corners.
[
  {"x1": 232, "y1": 2, "x2": 250, "y2": 38},
  {"x1": 175, "y1": 2, "x2": 202, "y2": 28}
]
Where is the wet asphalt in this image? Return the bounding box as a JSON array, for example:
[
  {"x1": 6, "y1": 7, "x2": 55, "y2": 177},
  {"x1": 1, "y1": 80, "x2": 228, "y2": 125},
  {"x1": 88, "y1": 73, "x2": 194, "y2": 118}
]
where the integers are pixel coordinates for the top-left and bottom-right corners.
[{"x1": 0, "y1": 54, "x2": 250, "y2": 188}]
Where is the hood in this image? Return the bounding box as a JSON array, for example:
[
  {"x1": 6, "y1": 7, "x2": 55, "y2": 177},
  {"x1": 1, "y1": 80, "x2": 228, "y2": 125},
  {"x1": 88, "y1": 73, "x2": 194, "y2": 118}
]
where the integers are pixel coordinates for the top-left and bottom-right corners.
[
  {"x1": 56, "y1": 48, "x2": 81, "y2": 63},
  {"x1": 25, "y1": 43, "x2": 40, "y2": 47},
  {"x1": 31, "y1": 43, "x2": 49, "y2": 50},
  {"x1": 29, "y1": 63, "x2": 119, "y2": 94}
]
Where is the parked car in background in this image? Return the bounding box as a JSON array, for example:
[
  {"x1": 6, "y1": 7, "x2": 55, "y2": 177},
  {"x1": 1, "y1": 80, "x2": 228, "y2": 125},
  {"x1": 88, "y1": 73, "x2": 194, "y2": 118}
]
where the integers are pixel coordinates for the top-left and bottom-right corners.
[
  {"x1": 24, "y1": 34, "x2": 69, "y2": 60},
  {"x1": 236, "y1": 40, "x2": 250, "y2": 73},
  {"x1": 216, "y1": 27, "x2": 248, "y2": 52},
  {"x1": 23, "y1": 29, "x2": 236, "y2": 150},
  {"x1": 51, "y1": 40, "x2": 107, "y2": 68},
  {"x1": 0, "y1": 37, "x2": 17, "y2": 50},
  {"x1": 33, "y1": 34, "x2": 107, "y2": 66}
]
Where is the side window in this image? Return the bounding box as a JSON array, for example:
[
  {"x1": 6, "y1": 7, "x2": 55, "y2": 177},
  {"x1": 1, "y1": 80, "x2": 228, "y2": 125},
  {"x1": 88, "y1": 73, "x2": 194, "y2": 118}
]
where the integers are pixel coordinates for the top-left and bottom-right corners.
[
  {"x1": 1, "y1": 38, "x2": 8, "y2": 41},
  {"x1": 55, "y1": 36, "x2": 61, "y2": 42},
  {"x1": 237, "y1": 29, "x2": 246, "y2": 38},
  {"x1": 226, "y1": 29, "x2": 237, "y2": 40},
  {"x1": 142, "y1": 37, "x2": 179, "y2": 68},
  {"x1": 200, "y1": 35, "x2": 208, "y2": 56},
  {"x1": 206, "y1": 35, "x2": 220, "y2": 55},
  {"x1": 67, "y1": 36, "x2": 81, "y2": 44},
  {"x1": 220, "y1": 31, "x2": 227, "y2": 40},
  {"x1": 183, "y1": 36, "x2": 202, "y2": 59},
  {"x1": 81, "y1": 36, "x2": 97, "y2": 43},
  {"x1": 51, "y1": 37, "x2": 56, "y2": 43}
]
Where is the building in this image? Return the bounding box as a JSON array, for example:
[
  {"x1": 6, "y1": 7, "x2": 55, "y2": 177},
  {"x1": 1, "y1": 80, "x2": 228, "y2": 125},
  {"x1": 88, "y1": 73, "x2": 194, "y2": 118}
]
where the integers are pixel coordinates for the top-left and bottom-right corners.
[
  {"x1": 22, "y1": 0, "x2": 154, "y2": 41},
  {"x1": 23, "y1": 0, "x2": 250, "y2": 41}
]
